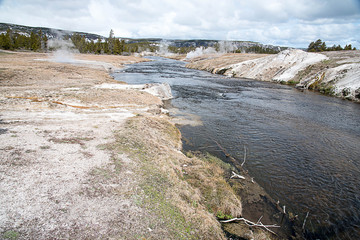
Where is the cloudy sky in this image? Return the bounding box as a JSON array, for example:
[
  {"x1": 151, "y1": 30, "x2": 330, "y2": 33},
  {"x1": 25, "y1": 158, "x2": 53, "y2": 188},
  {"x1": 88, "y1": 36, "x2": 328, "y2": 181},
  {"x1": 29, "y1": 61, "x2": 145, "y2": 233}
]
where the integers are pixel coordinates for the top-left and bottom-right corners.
[{"x1": 0, "y1": 0, "x2": 359, "y2": 48}]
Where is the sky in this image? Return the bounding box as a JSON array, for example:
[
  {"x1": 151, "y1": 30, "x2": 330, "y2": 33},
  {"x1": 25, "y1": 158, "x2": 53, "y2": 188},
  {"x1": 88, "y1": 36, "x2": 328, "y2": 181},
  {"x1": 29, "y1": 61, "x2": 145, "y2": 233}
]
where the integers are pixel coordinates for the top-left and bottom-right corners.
[{"x1": 0, "y1": 0, "x2": 359, "y2": 48}]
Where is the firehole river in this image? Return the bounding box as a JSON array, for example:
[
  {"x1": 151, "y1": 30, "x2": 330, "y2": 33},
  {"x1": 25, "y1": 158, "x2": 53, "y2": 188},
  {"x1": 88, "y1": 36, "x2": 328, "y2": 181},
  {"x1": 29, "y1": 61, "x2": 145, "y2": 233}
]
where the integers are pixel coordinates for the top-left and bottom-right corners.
[{"x1": 114, "y1": 56, "x2": 360, "y2": 239}]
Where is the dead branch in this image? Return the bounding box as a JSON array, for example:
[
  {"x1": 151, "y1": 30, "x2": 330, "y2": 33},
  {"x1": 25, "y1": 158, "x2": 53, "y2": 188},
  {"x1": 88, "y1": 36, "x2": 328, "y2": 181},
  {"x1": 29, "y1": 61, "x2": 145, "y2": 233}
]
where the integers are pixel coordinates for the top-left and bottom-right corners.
[
  {"x1": 220, "y1": 217, "x2": 279, "y2": 235},
  {"x1": 241, "y1": 145, "x2": 246, "y2": 167},
  {"x1": 230, "y1": 171, "x2": 245, "y2": 180},
  {"x1": 302, "y1": 212, "x2": 309, "y2": 230}
]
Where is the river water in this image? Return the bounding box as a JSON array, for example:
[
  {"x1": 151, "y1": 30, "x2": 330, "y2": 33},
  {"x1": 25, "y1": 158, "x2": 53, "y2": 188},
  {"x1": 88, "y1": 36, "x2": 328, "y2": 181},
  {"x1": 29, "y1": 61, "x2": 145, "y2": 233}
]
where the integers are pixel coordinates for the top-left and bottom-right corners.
[{"x1": 114, "y1": 56, "x2": 360, "y2": 239}]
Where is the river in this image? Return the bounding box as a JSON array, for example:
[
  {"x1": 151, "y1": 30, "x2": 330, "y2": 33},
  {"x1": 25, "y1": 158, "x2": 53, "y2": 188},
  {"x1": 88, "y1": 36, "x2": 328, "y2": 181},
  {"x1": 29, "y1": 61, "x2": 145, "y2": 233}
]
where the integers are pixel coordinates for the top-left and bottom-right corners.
[{"x1": 113, "y1": 56, "x2": 360, "y2": 239}]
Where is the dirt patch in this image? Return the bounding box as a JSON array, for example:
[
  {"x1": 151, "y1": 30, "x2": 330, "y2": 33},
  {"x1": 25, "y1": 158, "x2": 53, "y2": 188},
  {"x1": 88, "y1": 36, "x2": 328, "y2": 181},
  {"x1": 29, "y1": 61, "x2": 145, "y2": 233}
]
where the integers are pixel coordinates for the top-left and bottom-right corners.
[{"x1": 0, "y1": 51, "x2": 169, "y2": 239}]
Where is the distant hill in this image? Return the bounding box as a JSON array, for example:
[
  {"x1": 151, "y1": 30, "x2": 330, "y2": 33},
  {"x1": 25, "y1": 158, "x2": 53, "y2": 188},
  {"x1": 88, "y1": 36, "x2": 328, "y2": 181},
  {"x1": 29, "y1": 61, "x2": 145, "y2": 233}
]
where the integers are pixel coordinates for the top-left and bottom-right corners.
[
  {"x1": 0, "y1": 22, "x2": 104, "y2": 41},
  {"x1": 0, "y1": 22, "x2": 288, "y2": 54}
]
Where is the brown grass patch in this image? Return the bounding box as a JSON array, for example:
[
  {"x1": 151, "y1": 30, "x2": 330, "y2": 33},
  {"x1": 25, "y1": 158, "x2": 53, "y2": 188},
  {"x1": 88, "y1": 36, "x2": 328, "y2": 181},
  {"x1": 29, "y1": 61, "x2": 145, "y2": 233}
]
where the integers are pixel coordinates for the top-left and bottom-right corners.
[{"x1": 103, "y1": 115, "x2": 244, "y2": 239}]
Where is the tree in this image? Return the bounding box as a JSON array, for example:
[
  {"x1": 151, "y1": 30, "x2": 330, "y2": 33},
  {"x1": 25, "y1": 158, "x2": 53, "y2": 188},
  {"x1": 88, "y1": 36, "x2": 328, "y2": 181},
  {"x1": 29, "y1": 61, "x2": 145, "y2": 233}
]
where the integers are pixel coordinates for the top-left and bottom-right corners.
[
  {"x1": 113, "y1": 38, "x2": 122, "y2": 54},
  {"x1": 314, "y1": 39, "x2": 322, "y2": 51},
  {"x1": 103, "y1": 40, "x2": 110, "y2": 54},
  {"x1": 108, "y1": 29, "x2": 115, "y2": 54},
  {"x1": 344, "y1": 44, "x2": 353, "y2": 50},
  {"x1": 30, "y1": 31, "x2": 41, "y2": 51},
  {"x1": 320, "y1": 41, "x2": 327, "y2": 51},
  {"x1": 42, "y1": 34, "x2": 48, "y2": 51},
  {"x1": 95, "y1": 38, "x2": 102, "y2": 54},
  {"x1": 307, "y1": 41, "x2": 315, "y2": 52},
  {"x1": 335, "y1": 44, "x2": 343, "y2": 51},
  {"x1": 308, "y1": 39, "x2": 325, "y2": 52},
  {"x1": 2, "y1": 28, "x2": 13, "y2": 50}
]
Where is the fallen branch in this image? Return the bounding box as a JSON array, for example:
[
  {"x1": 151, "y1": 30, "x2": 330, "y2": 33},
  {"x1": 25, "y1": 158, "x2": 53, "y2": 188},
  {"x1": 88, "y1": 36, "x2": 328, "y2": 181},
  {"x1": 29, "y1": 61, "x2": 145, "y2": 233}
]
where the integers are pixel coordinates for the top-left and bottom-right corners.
[
  {"x1": 230, "y1": 171, "x2": 245, "y2": 180},
  {"x1": 221, "y1": 217, "x2": 279, "y2": 235},
  {"x1": 241, "y1": 145, "x2": 246, "y2": 167},
  {"x1": 302, "y1": 212, "x2": 309, "y2": 230}
]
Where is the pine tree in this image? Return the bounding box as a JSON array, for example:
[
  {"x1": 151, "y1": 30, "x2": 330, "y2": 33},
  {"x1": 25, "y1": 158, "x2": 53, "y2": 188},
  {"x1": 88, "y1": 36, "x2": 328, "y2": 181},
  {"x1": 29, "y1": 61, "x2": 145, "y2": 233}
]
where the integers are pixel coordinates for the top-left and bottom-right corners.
[
  {"x1": 308, "y1": 39, "x2": 326, "y2": 52},
  {"x1": 0, "y1": 33, "x2": 4, "y2": 49},
  {"x1": 30, "y1": 31, "x2": 40, "y2": 51},
  {"x1": 344, "y1": 44, "x2": 352, "y2": 50},
  {"x1": 2, "y1": 28, "x2": 13, "y2": 50},
  {"x1": 335, "y1": 45, "x2": 343, "y2": 51},
  {"x1": 95, "y1": 38, "x2": 102, "y2": 54},
  {"x1": 103, "y1": 40, "x2": 110, "y2": 54},
  {"x1": 108, "y1": 29, "x2": 115, "y2": 54},
  {"x1": 307, "y1": 41, "x2": 315, "y2": 52},
  {"x1": 42, "y1": 34, "x2": 48, "y2": 51},
  {"x1": 113, "y1": 38, "x2": 121, "y2": 54}
]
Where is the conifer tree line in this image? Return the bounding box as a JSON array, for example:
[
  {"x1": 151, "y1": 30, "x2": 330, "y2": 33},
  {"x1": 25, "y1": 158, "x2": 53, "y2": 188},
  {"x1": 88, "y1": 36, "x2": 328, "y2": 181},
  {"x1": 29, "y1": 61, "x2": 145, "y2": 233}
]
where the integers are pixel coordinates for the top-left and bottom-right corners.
[
  {"x1": 3, "y1": 28, "x2": 357, "y2": 55},
  {"x1": 307, "y1": 39, "x2": 356, "y2": 52},
  {"x1": 0, "y1": 28, "x2": 148, "y2": 54},
  {"x1": 0, "y1": 28, "x2": 48, "y2": 51}
]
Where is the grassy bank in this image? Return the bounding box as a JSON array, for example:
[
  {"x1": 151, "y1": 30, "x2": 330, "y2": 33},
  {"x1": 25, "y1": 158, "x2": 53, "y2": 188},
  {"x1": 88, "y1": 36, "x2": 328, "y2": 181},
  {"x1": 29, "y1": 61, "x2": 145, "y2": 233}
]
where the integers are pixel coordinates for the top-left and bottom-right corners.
[{"x1": 100, "y1": 115, "x2": 244, "y2": 239}]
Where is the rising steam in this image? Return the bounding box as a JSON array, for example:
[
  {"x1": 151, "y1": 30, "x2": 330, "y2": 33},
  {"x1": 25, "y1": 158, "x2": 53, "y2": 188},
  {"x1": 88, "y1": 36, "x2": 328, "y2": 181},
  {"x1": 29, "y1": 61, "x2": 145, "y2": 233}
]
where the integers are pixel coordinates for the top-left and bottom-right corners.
[
  {"x1": 156, "y1": 40, "x2": 174, "y2": 56},
  {"x1": 48, "y1": 30, "x2": 79, "y2": 63},
  {"x1": 185, "y1": 46, "x2": 217, "y2": 59},
  {"x1": 185, "y1": 41, "x2": 238, "y2": 59}
]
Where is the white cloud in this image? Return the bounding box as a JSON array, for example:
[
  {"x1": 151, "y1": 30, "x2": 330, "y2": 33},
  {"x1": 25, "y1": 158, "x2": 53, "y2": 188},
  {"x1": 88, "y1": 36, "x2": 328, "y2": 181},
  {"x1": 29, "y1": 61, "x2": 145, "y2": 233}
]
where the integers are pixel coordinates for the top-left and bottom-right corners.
[{"x1": 0, "y1": 0, "x2": 359, "y2": 48}]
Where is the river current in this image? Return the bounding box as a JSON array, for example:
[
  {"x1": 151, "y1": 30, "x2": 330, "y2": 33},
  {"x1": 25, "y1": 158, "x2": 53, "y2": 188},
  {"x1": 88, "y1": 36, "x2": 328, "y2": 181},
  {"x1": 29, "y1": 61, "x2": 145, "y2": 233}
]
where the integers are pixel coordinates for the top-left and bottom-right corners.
[{"x1": 114, "y1": 56, "x2": 360, "y2": 239}]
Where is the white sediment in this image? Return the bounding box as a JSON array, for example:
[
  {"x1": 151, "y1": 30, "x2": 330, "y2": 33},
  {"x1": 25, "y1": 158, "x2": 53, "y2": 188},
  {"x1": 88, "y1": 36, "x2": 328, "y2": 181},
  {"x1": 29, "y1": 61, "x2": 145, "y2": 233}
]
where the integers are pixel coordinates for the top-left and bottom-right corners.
[{"x1": 95, "y1": 82, "x2": 173, "y2": 100}]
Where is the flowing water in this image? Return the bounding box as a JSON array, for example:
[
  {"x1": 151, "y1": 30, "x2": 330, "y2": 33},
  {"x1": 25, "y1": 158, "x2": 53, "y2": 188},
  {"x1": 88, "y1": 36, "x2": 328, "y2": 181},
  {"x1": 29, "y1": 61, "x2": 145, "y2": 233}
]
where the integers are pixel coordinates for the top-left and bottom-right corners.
[{"x1": 114, "y1": 57, "x2": 360, "y2": 239}]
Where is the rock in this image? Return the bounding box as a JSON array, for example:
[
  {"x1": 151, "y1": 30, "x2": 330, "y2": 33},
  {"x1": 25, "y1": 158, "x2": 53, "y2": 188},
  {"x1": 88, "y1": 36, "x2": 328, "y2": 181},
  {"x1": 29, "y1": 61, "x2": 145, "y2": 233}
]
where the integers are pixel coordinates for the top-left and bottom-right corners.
[
  {"x1": 355, "y1": 87, "x2": 360, "y2": 99},
  {"x1": 94, "y1": 82, "x2": 173, "y2": 100},
  {"x1": 141, "y1": 83, "x2": 173, "y2": 100},
  {"x1": 342, "y1": 87, "x2": 351, "y2": 97}
]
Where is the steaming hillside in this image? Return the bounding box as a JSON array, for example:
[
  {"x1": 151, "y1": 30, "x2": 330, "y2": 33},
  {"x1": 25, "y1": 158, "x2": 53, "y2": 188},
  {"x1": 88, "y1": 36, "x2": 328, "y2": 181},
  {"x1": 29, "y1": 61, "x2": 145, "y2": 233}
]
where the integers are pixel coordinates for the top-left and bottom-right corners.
[
  {"x1": 0, "y1": 22, "x2": 104, "y2": 41},
  {"x1": 0, "y1": 22, "x2": 287, "y2": 54}
]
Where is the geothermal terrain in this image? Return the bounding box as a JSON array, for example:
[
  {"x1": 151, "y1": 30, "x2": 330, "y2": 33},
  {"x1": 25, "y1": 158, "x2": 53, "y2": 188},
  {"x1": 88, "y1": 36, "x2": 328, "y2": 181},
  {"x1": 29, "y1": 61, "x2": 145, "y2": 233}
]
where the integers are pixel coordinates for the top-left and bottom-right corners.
[
  {"x1": 186, "y1": 49, "x2": 360, "y2": 101},
  {"x1": 1, "y1": 50, "x2": 280, "y2": 239}
]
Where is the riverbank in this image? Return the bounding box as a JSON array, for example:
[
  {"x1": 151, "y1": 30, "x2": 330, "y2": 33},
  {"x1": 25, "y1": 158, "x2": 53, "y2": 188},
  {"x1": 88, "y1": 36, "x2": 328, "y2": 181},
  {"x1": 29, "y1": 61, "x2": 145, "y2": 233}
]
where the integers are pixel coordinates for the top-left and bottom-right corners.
[
  {"x1": 0, "y1": 51, "x2": 284, "y2": 239},
  {"x1": 186, "y1": 49, "x2": 360, "y2": 102}
]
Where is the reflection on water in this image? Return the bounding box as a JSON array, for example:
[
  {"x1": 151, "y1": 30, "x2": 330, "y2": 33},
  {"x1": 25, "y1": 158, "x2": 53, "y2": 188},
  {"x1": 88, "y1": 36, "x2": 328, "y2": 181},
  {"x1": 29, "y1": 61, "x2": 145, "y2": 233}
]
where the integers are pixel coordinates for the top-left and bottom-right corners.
[{"x1": 114, "y1": 57, "x2": 360, "y2": 239}]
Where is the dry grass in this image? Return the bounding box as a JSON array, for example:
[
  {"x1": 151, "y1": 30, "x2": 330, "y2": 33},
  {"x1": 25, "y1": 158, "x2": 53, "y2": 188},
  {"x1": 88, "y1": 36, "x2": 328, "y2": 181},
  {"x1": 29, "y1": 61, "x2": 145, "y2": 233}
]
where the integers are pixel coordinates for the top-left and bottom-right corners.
[
  {"x1": 184, "y1": 152, "x2": 242, "y2": 219},
  {"x1": 102, "y1": 115, "x2": 244, "y2": 239}
]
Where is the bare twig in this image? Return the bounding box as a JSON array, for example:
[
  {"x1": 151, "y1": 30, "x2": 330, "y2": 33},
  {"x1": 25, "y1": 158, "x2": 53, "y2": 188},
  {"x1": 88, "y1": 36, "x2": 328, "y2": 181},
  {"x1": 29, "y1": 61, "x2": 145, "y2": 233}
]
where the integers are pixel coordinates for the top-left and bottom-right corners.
[
  {"x1": 280, "y1": 205, "x2": 286, "y2": 224},
  {"x1": 230, "y1": 171, "x2": 245, "y2": 180},
  {"x1": 220, "y1": 217, "x2": 279, "y2": 235},
  {"x1": 302, "y1": 212, "x2": 309, "y2": 230},
  {"x1": 241, "y1": 145, "x2": 246, "y2": 167},
  {"x1": 258, "y1": 221, "x2": 278, "y2": 235}
]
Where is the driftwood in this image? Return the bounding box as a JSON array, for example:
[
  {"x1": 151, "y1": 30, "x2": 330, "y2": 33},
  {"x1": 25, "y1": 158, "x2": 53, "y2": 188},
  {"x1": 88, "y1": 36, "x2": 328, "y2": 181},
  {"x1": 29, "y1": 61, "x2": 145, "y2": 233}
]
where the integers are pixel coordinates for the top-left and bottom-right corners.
[
  {"x1": 302, "y1": 212, "x2": 309, "y2": 230},
  {"x1": 241, "y1": 145, "x2": 247, "y2": 167},
  {"x1": 221, "y1": 217, "x2": 279, "y2": 235},
  {"x1": 230, "y1": 171, "x2": 245, "y2": 180}
]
